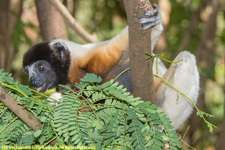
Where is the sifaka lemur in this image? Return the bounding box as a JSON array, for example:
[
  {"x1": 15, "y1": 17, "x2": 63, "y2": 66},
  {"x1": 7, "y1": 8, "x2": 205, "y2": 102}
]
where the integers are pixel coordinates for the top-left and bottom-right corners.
[{"x1": 23, "y1": 5, "x2": 199, "y2": 129}]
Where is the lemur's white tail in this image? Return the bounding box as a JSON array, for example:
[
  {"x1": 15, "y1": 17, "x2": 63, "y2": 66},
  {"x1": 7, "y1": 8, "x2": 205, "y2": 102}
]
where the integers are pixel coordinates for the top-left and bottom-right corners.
[{"x1": 157, "y1": 51, "x2": 200, "y2": 129}]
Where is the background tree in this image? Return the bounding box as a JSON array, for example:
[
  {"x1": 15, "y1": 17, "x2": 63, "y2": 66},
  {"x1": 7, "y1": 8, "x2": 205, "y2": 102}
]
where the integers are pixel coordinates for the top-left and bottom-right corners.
[
  {"x1": 0, "y1": 0, "x2": 23, "y2": 72},
  {"x1": 35, "y1": 0, "x2": 68, "y2": 41}
]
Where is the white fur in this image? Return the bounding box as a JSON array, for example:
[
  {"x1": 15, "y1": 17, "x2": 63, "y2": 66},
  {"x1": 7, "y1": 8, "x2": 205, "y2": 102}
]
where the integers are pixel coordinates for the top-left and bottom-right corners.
[
  {"x1": 49, "y1": 39, "x2": 91, "y2": 58},
  {"x1": 157, "y1": 51, "x2": 200, "y2": 129},
  {"x1": 49, "y1": 38, "x2": 116, "y2": 64},
  {"x1": 151, "y1": 23, "x2": 164, "y2": 52},
  {"x1": 47, "y1": 92, "x2": 62, "y2": 106}
]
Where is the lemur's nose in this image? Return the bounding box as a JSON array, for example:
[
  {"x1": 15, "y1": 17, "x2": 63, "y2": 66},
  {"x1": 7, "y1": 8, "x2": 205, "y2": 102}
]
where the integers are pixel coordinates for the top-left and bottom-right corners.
[{"x1": 29, "y1": 76, "x2": 43, "y2": 88}]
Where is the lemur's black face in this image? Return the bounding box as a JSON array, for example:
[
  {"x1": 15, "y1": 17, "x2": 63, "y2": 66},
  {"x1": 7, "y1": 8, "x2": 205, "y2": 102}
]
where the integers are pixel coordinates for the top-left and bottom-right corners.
[
  {"x1": 23, "y1": 41, "x2": 71, "y2": 93},
  {"x1": 24, "y1": 60, "x2": 57, "y2": 92}
]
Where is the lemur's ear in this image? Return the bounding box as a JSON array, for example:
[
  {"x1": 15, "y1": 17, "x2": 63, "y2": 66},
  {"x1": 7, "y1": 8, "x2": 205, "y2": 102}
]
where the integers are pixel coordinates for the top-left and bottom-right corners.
[{"x1": 53, "y1": 42, "x2": 66, "y2": 60}]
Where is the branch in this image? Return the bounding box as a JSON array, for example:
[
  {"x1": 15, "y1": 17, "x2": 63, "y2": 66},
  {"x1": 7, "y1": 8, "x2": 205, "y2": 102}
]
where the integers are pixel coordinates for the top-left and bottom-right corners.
[
  {"x1": 49, "y1": 0, "x2": 98, "y2": 43},
  {"x1": 0, "y1": 86, "x2": 56, "y2": 146},
  {"x1": 123, "y1": 0, "x2": 157, "y2": 104},
  {"x1": 0, "y1": 86, "x2": 42, "y2": 130}
]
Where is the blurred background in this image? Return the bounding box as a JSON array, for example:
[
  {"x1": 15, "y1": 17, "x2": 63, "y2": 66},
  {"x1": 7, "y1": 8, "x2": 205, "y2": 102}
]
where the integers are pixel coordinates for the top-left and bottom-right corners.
[{"x1": 0, "y1": 0, "x2": 224, "y2": 149}]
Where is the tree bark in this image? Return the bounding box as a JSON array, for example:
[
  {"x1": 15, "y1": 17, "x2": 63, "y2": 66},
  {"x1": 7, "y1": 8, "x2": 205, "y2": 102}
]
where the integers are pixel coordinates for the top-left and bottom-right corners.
[
  {"x1": 0, "y1": 0, "x2": 10, "y2": 70},
  {"x1": 35, "y1": 0, "x2": 68, "y2": 41},
  {"x1": 123, "y1": 0, "x2": 156, "y2": 104}
]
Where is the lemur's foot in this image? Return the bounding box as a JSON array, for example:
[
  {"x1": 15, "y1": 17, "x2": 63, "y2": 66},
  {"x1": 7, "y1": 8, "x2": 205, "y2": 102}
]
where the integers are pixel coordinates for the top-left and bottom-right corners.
[{"x1": 138, "y1": 4, "x2": 162, "y2": 29}]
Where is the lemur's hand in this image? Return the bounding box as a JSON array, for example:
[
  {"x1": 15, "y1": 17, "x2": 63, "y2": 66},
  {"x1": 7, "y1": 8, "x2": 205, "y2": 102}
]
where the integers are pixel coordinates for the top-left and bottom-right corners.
[{"x1": 138, "y1": 4, "x2": 162, "y2": 29}]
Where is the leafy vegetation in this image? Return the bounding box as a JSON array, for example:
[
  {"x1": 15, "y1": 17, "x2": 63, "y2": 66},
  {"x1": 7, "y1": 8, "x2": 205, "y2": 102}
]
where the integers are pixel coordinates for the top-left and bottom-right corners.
[
  {"x1": 0, "y1": 69, "x2": 181, "y2": 149},
  {"x1": 0, "y1": 69, "x2": 54, "y2": 146}
]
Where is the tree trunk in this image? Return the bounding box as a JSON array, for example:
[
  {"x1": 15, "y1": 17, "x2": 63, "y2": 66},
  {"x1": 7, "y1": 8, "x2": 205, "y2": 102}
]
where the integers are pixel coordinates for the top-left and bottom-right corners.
[
  {"x1": 0, "y1": 0, "x2": 10, "y2": 70},
  {"x1": 0, "y1": 0, "x2": 23, "y2": 72},
  {"x1": 123, "y1": 0, "x2": 156, "y2": 104},
  {"x1": 35, "y1": 0, "x2": 68, "y2": 41}
]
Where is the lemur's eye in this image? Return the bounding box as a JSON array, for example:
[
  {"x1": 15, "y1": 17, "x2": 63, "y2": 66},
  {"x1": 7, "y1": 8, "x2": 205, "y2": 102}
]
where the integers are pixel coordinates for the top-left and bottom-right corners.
[{"x1": 38, "y1": 64, "x2": 44, "y2": 71}]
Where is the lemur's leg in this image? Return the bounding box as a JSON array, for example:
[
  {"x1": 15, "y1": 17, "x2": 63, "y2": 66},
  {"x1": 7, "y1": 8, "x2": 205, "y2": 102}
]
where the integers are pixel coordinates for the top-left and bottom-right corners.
[{"x1": 157, "y1": 51, "x2": 200, "y2": 129}]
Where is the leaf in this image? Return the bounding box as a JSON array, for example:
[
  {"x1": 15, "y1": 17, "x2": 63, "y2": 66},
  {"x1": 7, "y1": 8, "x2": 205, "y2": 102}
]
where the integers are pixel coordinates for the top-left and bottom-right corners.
[
  {"x1": 34, "y1": 129, "x2": 42, "y2": 138},
  {"x1": 38, "y1": 116, "x2": 47, "y2": 123},
  {"x1": 81, "y1": 73, "x2": 102, "y2": 83},
  {"x1": 5, "y1": 74, "x2": 15, "y2": 85},
  {"x1": 197, "y1": 111, "x2": 204, "y2": 118},
  {"x1": 108, "y1": 89, "x2": 127, "y2": 101},
  {"x1": 104, "y1": 137, "x2": 113, "y2": 146},
  {"x1": 37, "y1": 105, "x2": 44, "y2": 115},
  {"x1": 18, "y1": 85, "x2": 32, "y2": 95},
  {"x1": 92, "y1": 81, "x2": 111, "y2": 90}
]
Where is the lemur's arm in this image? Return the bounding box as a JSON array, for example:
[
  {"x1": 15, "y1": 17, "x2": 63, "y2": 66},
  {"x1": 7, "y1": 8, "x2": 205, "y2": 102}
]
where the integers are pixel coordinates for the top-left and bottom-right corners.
[{"x1": 82, "y1": 4, "x2": 163, "y2": 76}]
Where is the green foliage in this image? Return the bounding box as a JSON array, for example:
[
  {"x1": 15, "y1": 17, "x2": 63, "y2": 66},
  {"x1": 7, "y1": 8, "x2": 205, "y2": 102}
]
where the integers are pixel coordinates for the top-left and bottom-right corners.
[
  {"x1": 0, "y1": 69, "x2": 181, "y2": 149},
  {"x1": 0, "y1": 69, "x2": 54, "y2": 146},
  {"x1": 53, "y1": 73, "x2": 181, "y2": 149}
]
